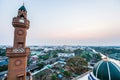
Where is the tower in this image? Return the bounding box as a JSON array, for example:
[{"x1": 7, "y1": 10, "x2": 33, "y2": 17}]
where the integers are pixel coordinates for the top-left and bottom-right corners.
[{"x1": 6, "y1": 4, "x2": 30, "y2": 80}]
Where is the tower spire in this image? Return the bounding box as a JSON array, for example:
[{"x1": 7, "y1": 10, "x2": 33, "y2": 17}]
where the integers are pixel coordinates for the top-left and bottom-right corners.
[{"x1": 23, "y1": 2, "x2": 24, "y2": 6}]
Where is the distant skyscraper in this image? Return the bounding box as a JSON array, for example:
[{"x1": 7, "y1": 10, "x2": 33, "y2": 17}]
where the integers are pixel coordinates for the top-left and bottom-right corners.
[{"x1": 6, "y1": 4, "x2": 30, "y2": 80}]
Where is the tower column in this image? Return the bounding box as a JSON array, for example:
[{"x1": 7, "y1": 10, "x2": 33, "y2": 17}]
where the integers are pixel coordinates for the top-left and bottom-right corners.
[{"x1": 6, "y1": 4, "x2": 30, "y2": 80}]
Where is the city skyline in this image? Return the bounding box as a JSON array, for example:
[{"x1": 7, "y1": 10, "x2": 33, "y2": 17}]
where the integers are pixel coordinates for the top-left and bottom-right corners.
[{"x1": 1, "y1": 0, "x2": 120, "y2": 46}]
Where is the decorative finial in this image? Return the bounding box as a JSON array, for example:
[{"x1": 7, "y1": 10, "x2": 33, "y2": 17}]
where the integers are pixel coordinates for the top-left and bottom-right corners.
[
  {"x1": 103, "y1": 53, "x2": 109, "y2": 61},
  {"x1": 23, "y1": 2, "x2": 24, "y2": 6}
]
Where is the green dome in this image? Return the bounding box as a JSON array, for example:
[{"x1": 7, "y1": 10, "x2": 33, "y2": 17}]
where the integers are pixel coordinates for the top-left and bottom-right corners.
[
  {"x1": 19, "y1": 5, "x2": 26, "y2": 11},
  {"x1": 93, "y1": 60, "x2": 120, "y2": 80}
]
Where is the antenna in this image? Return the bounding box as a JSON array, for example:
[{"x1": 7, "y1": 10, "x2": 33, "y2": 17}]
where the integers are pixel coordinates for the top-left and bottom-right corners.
[
  {"x1": 23, "y1": 2, "x2": 24, "y2": 6},
  {"x1": 23, "y1": 0, "x2": 24, "y2": 6}
]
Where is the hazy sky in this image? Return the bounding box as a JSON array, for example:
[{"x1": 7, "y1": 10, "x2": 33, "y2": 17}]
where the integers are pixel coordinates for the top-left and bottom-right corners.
[{"x1": 0, "y1": 0, "x2": 120, "y2": 46}]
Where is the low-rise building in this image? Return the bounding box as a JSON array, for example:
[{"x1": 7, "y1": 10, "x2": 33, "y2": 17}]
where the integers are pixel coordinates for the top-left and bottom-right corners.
[
  {"x1": 0, "y1": 56, "x2": 8, "y2": 66},
  {"x1": 58, "y1": 53, "x2": 75, "y2": 58}
]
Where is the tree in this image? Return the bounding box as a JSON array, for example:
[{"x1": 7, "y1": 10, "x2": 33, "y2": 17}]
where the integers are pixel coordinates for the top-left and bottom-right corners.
[
  {"x1": 80, "y1": 51, "x2": 92, "y2": 62},
  {"x1": 37, "y1": 62, "x2": 45, "y2": 69},
  {"x1": 63, "y1": 71, "x2": 72, "y2": 78},
  {"x1": 67, "y1": 56, "x2": 88, "y2": 75},
  {"x1": 74, "y1": 49, "x2": 83, "y2": 56},
  {"x1": 93, "y1": 53, "x2": 101, "y2": 61},
  {"x1": 0, "y1": 65, "x2": 8, "y2": 72},
  {"x1": 38, "y1": 55, "x2": 49, "y2": 60},
  {"x1": 0, "y1": 48, "x2": 6, "y2": 56},
  {"x1": 51, "y1": 74, "x2": 57, "y2": 80},
  {"x1": 34, "y1": 71, "x2": 47, "y2": 80}
]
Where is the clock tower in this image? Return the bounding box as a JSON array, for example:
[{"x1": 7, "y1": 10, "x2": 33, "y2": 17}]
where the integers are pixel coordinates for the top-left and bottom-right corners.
[{"x1": 6, "y1": 4, "x2": 30, "y2": 80}]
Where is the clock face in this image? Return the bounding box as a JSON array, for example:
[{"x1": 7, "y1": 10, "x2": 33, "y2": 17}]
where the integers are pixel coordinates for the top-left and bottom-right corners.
[
  {"x1": 14, "y1": 59, "x2": 22, "y2": 66},
  {"x1": 17, "y1": 30, "x2": 24, "y2": 35}
]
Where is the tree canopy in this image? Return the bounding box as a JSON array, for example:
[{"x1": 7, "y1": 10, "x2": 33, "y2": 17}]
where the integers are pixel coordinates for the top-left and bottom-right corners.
[{"x1": 67, "y1": 56, "x2": 88, "y2": 75}]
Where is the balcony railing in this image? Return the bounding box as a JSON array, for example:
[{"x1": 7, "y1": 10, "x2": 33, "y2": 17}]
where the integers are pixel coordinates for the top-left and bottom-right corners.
[
  {"x1": 6, "y1": 48, "x2": 30, "y2": 57},
  {"x1": 12, "y1": 17, "x2": 30, "y2": 29}
]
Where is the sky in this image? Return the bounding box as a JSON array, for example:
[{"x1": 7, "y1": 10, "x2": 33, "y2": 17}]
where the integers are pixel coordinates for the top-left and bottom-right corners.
[{"x1": 0, "y1": 0, "x2": 120, "y2": 46}]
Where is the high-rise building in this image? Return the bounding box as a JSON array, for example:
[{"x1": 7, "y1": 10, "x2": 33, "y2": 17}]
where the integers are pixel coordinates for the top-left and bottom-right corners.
[{"x1": 6, "y1": 4, "x2": 30, "y2": 80}]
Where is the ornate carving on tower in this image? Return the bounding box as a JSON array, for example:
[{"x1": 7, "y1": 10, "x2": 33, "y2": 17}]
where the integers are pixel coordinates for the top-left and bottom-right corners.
[
  {"x1": 12, "y1": 5, "x2": 30, "y2": 29},
  {"x1": 6, "y1": 4, "x2": 31, "y2": 80}
]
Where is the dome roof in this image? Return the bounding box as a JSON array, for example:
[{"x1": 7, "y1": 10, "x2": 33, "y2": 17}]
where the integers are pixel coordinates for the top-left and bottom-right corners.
[
  {"x1": 19, "y1": 5, "x2": 26, "y2": 11},
  {"x1": 93, "y1": 60, "x2": 120, "y2": 80}
]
